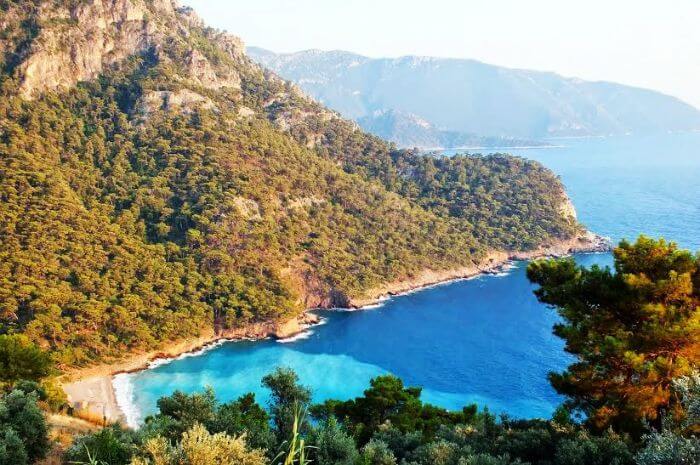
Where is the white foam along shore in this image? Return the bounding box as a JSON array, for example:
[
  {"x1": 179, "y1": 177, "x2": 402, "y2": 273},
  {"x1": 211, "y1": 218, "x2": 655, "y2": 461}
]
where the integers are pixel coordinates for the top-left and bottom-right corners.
[
  {"x1": 277, "y1": 316, "x2": 328, "y2": 343},
  {"x1": 112, "y1": 338, "x2": 232, "y2": 428},
  {"x1": 351, "y1": 260, "x2": 518, "y2": 310},
  {"x1": 112, "y1": 315, "x2": 329, "y2": 427},
  {"x1": 112, "y1": 373, "x2": 140, "y2": 429}
]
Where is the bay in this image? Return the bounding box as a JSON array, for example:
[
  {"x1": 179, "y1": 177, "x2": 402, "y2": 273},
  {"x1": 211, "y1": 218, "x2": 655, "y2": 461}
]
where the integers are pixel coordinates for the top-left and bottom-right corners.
[{"x1": 118, "y1": 132, "x2": 700, "y2": 428}]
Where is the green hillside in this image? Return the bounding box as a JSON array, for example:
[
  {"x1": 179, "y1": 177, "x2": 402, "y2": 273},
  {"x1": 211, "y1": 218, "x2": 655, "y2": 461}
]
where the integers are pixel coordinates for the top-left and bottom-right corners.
[{"x1": 0, "y1": 0, "x2": 578, "y2": 366}]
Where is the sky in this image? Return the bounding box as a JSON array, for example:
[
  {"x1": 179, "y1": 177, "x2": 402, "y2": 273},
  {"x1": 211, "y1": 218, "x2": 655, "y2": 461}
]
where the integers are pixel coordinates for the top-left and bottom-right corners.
[{"x1": 182, "y1": 0, "x2": 700, "y2": 109}]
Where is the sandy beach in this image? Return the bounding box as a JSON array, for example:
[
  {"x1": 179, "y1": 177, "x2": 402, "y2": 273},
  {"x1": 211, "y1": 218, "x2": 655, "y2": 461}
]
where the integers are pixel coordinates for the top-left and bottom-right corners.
[{"x1": 59, "y1": 317, "x2": 321, "y2": 424}]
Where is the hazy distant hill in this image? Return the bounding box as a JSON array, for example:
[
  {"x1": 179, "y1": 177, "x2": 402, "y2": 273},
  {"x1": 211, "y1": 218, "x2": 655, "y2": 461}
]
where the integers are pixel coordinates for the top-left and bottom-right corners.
[
  {"x1": 249, "y1": 48, "x2": 700, "y2": 140},
  {"x1": 358, "y1": 109, "x2": 547, "y2": 149}
]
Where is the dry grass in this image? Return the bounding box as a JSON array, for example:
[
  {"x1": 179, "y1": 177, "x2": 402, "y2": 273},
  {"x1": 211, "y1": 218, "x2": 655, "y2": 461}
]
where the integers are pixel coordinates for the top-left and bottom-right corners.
[
  {"x1": 39, "y1": 414, "x2": 102, "y2": 465},
  {"x1": 71, "y1": 408, "x2": 111, "y2": 427}
]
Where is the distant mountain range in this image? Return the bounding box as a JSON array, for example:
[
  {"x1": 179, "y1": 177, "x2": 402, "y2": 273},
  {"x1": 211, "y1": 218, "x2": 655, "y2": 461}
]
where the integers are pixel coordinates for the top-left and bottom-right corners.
[{"x1": 249, "y1": 47, "x2": 700, "y2": 145}]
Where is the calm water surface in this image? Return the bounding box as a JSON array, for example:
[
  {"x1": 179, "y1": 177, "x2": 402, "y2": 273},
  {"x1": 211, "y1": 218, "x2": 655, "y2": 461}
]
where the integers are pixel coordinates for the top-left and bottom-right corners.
[{"x1": 118, "y1": 132, "x2": 700, "y2": 427}]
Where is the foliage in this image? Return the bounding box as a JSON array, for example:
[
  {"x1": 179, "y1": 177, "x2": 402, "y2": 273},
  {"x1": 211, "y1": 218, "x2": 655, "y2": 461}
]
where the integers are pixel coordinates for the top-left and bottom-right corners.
[
  {"x1": 0, "y1": 389, "x2": 49, "y2": 463},
  {"x1": 312, "y1": 375, "x2": 478, "y2": 444},
  {"x1": 65, "y1": 425, "x2": 140, "y2": 465},
  {"x1": 272, "y1": 405, "x2": 312, "y2": 465},
  {"x1": 0, "y1": 0, "x2": 578, "y2": 366},
  {"x1": 527, "y1": 236, "x2": 700, "y2": 435},
  {"x1": 262, "y1": 368, "x2": 312, "y2": 443},
  {"x1": 552, "y1": 431, "x2": 633, "y2": 465},
  {"x1": 672, "y1": 370, "x2": 700, "y2": 433},
  {"x1": 359, "y1": 439, "x2": 397, "y2": 465},
  {"x1": 152, "y1": 388, "x2": 217, "y2": 440},
  {"x1": 208, "y1": 393, "x2": 276, "y2": 452},
  {"x1": 143, "y1": 389, "x2": 275, "y2": 456},
  {"x1": 0, "y1": 427, "x2": 29, "y2": 465},
  {"x1": 634, "y1": 430, "x2": 700, "y2": 465},
  {"x1": 130, "y1": 423, "x2": 266, "y2": 465},
  {"x1": 0, "y1": 334, "x2": 52, "y2": 385},
  {"x1": 634, "y1": 371, "x2": 700, "y2": 465},
  {"x1": 310, "y1": 417, "x2": 358, "y2": 465},
  {"x1": 12, "y1": 378, "x2": 67, "y2": 412}
]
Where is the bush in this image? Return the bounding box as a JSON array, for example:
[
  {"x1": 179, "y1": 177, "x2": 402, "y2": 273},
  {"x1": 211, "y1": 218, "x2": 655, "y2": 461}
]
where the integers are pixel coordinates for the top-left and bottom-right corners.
[
  {"x1": 0, "y1": 335, "x2": 52, "y2": 385},
  {"x1": 66, "y1": 425, "x2": 140, "y2": 465},
  {"x1": 209, "y1": 393, "x2": 275, "y2": 453},
  {"x1": 312, "y1": 417, "x2": 358, "y2": 465},
  {"x1": 12, "y1": 379, "x2": 67, "y2": 412},
  {"x1": 131, "y1": 423, "x2": 266, "y2": 465},
  {"x1": 359, "y1": 439, "x2": 397, "y2": 465},
  {"x1": 635, "y1": 431, "x2": 700, "y2": 465},
  {"x1": 0, "y1": 390, "x2": 49, "y2": 463},
  {"x1": 0, "y1": 428, "x2": 29, "y2": 465},
  {"x1": 553, "y1": 431, "x2": 633, "y2": 465}
]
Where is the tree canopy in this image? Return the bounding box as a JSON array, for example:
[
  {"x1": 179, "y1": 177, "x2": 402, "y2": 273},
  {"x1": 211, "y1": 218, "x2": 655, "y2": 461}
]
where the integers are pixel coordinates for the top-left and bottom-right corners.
[
  {"x1": 527, "y1": 236, "x2": 700, "y2": 435},
  {"x1": 0, "y1": 334, "x2": 52, "y2": 385}
]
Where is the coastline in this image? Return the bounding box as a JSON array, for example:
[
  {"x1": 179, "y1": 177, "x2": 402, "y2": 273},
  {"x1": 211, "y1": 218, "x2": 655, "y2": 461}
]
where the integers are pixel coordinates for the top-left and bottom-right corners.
[
  {"x1": 349, "y1": 231, "x2": 609, "y2": 308},
  {"x1": 61, "y1": 231, "x2": 610, "y2": 427}
]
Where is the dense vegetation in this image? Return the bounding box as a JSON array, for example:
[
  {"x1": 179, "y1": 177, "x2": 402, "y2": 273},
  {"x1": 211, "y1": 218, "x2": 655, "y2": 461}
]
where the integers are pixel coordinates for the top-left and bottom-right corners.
[{"x1": 0, "y1": 0, "x2": 577, "y2": 366}]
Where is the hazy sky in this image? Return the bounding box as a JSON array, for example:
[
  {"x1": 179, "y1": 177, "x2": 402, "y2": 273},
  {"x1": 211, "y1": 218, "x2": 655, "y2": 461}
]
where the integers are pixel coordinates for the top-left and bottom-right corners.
[{"x1": 183, "y1": 0, "x2": 700, "y2": 109}]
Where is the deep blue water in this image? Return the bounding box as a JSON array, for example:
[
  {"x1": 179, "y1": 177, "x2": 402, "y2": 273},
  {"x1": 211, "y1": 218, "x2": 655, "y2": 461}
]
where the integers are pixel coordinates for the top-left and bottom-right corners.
[{"x1": 117, "y1": 132, "x2": 700, "y2": 427}]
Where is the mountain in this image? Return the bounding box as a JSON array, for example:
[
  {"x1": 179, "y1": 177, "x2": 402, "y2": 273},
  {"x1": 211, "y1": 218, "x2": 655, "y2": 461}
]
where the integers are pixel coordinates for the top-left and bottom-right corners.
[
  {"x1": 0, "y1": 0, "x2": 583, "y2": 366},
  {"x1": 248, "y1": 48, "x2": 700, "y2": 140},
  {"x1": 358, "y1": 109, "x2": 547, "y2": 149}
]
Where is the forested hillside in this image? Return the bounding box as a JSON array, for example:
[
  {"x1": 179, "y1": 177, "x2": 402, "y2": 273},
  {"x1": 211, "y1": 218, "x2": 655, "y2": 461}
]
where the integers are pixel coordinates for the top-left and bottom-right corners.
[{"x1": 0, "y1": 0, "x2": 579, "y2": 366}]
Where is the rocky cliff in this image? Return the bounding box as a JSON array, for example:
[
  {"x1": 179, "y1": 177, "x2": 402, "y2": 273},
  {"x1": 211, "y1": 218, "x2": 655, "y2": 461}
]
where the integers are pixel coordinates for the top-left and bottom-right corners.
[{"x1": 3, "y1": 0, "x2": 243, "y2": 98}]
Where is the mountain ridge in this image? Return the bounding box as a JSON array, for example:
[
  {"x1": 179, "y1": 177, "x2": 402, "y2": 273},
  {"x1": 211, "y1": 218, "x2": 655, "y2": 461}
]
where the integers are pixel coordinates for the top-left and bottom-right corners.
[{"x1": 249, "y1": 46, "x2": 700, "y2": 141}]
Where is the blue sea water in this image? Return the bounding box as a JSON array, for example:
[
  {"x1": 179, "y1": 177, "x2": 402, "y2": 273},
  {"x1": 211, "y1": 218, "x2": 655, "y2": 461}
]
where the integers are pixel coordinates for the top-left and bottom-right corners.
[{"x1": 117, "y1": 132, "x2": 700, "y2": 427}]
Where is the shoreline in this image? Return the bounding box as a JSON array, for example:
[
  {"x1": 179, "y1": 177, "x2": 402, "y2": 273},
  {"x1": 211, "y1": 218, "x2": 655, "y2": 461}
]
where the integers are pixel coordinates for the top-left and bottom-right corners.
[
  {"x1": 62, "y1": 231, "x2": 610, "y2": 427},
  {"x1": 349, "y1": 231, "x2": 609, "y2": 308}
]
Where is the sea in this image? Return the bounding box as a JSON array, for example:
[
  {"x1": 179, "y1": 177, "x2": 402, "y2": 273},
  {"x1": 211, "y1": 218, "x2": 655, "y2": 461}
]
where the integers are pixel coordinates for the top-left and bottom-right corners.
[{"x1": 115, "y1": 132, "x2": 700, "y2": 428}]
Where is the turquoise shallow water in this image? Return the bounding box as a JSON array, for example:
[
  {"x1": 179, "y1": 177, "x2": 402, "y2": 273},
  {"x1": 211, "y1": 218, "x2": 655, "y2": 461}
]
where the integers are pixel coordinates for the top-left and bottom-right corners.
[{"x1": 118, "y1": 132, "x2": 700, "y2": 427}]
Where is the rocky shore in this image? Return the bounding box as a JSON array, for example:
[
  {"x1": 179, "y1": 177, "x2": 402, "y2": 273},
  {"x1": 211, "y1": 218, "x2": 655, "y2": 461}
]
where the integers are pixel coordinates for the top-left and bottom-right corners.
[
  {"x1": 62, "y1": 231, "x2": 610, "y2": 425},
  {"x1": 350, "y1": 231, "x2": 610, "y2": 307}
]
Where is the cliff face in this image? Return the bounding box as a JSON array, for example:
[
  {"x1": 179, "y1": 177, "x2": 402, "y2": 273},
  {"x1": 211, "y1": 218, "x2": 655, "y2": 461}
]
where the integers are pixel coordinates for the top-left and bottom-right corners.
[
  {"x1": 4, "y1": 0, "x2": 244, "y2": 99},
  {"x1": 17, "y1": 0, "x2": 163, "y2": 98}
]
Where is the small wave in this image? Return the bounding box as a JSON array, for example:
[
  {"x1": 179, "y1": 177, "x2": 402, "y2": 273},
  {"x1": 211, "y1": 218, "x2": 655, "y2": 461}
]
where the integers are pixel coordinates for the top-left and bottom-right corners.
[
  {"x1": 485, "y1": 261, "x2": 518, "y2": 278},
  {"x1": 358, "y1": 298, "x2": 389, "y2": 310},
  {"x1": 277, "y1": 329, "x2": 315, "y2": 343},
  {"x1": 147, "y1": 339, "x2": 230, "y2": 370},
  {"x1": 112, "y1": 373, "x2": 140, "y2": 429},
  {"x1": 276, "y1": 316, "x2": 327, "y2": 343}
]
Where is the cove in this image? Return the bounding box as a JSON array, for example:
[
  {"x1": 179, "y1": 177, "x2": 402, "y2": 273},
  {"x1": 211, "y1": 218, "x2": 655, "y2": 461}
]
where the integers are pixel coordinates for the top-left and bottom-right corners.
[{"x1": 118, "y1": 132, "x2": 700, "y2": 428}]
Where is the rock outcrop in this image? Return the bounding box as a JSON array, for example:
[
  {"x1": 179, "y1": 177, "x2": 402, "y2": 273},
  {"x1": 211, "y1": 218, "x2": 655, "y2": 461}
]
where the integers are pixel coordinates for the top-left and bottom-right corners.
[
  {"x1": 17, "y1": 0, "x2": 161, "y2": 98},
  {"x1": 5, "y1": 0, "x2": 245, "y2": 99},
  {"x1": 136, "y1": 89, "x2": 217, "y2": 116}
]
